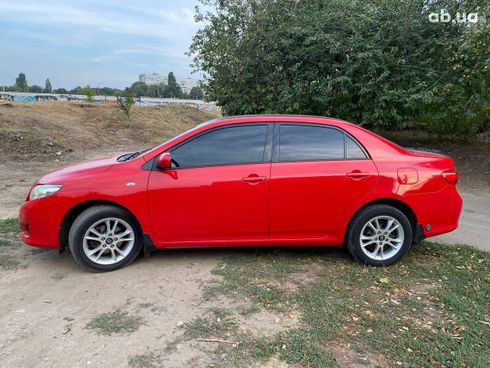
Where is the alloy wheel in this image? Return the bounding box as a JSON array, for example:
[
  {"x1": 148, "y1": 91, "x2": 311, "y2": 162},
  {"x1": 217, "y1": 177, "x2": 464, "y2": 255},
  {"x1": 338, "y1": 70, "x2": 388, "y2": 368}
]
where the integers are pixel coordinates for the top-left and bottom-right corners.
[
  {"x1": 82, "y1": 217, "x2": 135, "y2": 265},
  {"x1": 359, "y1": 215, "x2": 404, "y2": 261}
]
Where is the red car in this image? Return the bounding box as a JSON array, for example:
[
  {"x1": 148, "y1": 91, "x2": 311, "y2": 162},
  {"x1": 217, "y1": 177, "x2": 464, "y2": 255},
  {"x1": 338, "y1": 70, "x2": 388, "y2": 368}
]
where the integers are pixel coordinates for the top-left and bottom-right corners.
[{"x1": 19, "y1": 115, "x2": 462, "y2": 272}]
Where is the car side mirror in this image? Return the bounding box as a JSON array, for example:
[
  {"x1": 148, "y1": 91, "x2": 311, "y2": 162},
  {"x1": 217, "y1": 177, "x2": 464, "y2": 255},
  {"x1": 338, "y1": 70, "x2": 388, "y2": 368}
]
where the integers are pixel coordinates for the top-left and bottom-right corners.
[{"x1": 156, "y1": 152, "x2": 172, "y2": 169}]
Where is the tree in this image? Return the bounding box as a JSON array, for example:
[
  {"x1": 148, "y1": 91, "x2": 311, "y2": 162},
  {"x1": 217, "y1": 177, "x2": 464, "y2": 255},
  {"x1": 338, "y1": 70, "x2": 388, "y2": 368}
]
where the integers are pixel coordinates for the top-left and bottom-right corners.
[
  {"x1": 15, "y1": 72, "x2": 28, "y2": 92},
  {"x1": 189, "y1": 86, "x2": 204, "y2": 100},
  {"x1": 99, "y1": 87, "x2": 122, "y2": 96},
  {"x1": 168, "y1": 72, "x2": 177, "y2": 87},
  {"x1": 81, "y1": 85, "x2": 95, "y2": 102},
  {"x1": 0, "y1": 85, "x2": 16, "y2": 92},
  {"x1": 189, "y1": 0, "x2": 488, "y2": 133},
  {"x1": 422, "y1": 18, "x2": 490, "y2": 136},
  {"x1": 146, "y1": 84, "x2": 160, "y2": 98},
  {"x1": 165, "y1": 72, "x2": 184, "y2": 98},
  {"x1": 69, "y1": 86, "x2": 83, "y2": 95},
  {"x1": 155, "y1": 83, "x2": 167, "y2": 98},
  {"x1": 130, "y1": 81, "x2": 148, "y2": 97},
  {"x1": 116, "y1": 88, "x2": 135, "y2": 119},
  {"x1": 29, "y1": 85, "x2": 43, "y2": 93},
  {"x1": 44, "y1": 78, "x2": 52, "y2": 93},
  {"x1": 53, "y1": 88, "x2": 68, "y2": 94}
]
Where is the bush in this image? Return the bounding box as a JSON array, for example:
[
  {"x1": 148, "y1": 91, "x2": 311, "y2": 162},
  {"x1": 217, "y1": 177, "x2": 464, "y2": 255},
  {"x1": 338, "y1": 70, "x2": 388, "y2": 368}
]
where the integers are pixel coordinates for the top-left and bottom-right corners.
[
  {"x1": 190, "y1": 0, "x2": 488, "y2": 135},
  {"x1": 82, "y1": 86, "x2": 95, "y2": 102},
  {"x1": 116, "y1": 89, "x2": 134, "y2": 119}
]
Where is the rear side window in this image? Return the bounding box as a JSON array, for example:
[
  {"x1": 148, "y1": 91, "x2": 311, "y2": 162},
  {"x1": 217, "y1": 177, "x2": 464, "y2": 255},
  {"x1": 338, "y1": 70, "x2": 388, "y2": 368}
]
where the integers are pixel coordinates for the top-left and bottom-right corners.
[
  {"x1": 279, "y1": 125, "x2": 344, "y2": 161},
  {"x1": 171, "y1": 125, "x2": 268, "y2": 168},
  {"x1": 346, "y1": 136, "x2": 367, "y2": 159}
]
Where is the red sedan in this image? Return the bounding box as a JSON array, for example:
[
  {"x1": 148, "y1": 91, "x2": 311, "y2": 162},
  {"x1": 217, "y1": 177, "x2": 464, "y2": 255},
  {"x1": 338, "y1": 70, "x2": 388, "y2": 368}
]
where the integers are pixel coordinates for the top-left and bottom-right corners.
[{"x1": 19, "y1": 115, "x2": 462, "y2": 271}]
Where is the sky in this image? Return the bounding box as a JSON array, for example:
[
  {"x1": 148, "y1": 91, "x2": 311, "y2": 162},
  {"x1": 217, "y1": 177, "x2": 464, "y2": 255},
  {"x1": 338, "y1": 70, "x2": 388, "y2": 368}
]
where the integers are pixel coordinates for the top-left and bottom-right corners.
[{"x1": 0, "y1": 0, "x2": 204, "y2": 89}]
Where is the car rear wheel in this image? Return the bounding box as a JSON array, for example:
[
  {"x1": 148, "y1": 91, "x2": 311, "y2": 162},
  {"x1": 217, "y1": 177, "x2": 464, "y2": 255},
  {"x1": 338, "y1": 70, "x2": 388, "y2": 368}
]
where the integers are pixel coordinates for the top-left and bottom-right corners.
[
  {"x1": 68, "y1": 205, "x2": 143, "y2": 272},
  {"x1": 346, "y1": 204, "x2": 412, "y2": 266}
]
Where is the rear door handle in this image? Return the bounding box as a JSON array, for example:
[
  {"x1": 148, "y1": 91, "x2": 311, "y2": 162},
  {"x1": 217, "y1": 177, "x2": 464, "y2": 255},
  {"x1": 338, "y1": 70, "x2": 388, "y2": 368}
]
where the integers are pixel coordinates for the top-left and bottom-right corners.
[
  {"x1": 242, "y1": 175, "x2": 267, "y2": 183},
  {"x1": 346, "y1": 171, "x2": 370, "y2": 179}
]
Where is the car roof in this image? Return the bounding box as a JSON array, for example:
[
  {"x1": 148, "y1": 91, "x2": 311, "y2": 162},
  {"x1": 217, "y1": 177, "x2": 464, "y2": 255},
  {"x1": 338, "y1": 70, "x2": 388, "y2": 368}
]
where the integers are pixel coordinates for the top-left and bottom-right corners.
[
  {"x1": 213, "y1": 114, "x2": 345, "y2": 121},
  {"x1": 205, "y1": 114, "x2": 357, "y2": 128}
]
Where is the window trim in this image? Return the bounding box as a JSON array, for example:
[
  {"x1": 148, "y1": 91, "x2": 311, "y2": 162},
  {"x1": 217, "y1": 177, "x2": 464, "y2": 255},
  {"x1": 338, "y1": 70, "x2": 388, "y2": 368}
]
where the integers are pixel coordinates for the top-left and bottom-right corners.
[
  {"x1": 272, "y1": 122, "x2": 370, "y2": 163},
  {"x1": 149, "y1": 123, "x2": 273, "y2": 170},
  {"x1": 143, "y1": 121, "x2": 370, "y2": 171}
]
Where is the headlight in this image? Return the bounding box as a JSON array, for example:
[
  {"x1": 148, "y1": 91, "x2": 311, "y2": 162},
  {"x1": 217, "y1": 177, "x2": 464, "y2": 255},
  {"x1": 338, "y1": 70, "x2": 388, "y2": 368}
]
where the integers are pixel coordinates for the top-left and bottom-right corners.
[{"x1": 29, "y1": 184, "x2": 63, "y2": 201}]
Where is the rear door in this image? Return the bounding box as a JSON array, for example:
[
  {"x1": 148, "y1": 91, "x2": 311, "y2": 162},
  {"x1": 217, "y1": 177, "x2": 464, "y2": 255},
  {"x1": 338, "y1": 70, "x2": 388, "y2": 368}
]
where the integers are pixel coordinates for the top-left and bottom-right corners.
[{"x1": 270, "y1": 123, "x2": 378, "y2": 239}]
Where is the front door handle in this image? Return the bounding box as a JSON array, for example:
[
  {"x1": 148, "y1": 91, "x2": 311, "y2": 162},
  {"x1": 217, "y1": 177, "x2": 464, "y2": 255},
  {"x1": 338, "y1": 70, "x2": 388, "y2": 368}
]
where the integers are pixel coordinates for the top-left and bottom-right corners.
[
  {"x1": 242, "y1": 175, "x2": 267, "y2": 183},
  {"x1": 346, "y1": 170, "x2": 370, "y2": 179}
]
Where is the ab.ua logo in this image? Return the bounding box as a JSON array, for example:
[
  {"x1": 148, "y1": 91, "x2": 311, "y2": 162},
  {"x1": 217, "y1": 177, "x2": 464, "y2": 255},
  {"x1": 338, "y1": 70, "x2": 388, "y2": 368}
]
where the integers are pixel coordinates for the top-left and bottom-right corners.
[{"x1": 429, "y1": 9, "x2": 479, "y2": 23}]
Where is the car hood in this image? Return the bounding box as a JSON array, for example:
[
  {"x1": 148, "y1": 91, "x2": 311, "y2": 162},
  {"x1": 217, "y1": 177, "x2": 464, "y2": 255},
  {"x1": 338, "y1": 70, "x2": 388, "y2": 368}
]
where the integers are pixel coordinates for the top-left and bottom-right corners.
[{"x1": 38, "y1": 156, "x2": 117, "y2": 184}]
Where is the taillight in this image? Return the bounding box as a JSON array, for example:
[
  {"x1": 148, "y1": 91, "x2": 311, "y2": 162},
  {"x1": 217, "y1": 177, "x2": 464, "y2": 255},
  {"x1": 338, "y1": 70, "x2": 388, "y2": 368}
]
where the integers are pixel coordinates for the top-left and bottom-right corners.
[{"x1": 442, "y1": 171, "x2": 458, "y2": 184}]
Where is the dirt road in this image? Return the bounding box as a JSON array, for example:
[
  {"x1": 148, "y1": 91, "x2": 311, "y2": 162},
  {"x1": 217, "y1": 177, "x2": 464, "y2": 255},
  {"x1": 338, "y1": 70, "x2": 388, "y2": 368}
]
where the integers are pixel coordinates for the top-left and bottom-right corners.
[
  {"x1": 0, "y1": 243, "x2": 223, "y2": 367},
  {"x1": 433, "y1": 190, "x2": 490, "y2": 251}
]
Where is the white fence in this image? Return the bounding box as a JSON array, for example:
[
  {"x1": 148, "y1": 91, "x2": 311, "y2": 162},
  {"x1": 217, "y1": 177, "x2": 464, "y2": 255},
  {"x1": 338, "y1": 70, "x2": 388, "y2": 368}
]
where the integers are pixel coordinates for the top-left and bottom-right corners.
[{"x1": 0, "y1": 92, "x2": 218, "y2": 111}]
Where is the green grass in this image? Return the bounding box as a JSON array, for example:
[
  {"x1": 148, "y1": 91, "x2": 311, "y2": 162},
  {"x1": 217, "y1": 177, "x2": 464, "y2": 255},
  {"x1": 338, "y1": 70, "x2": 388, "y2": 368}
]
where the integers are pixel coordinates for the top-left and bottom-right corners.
[
  {"x1": 128, "y1": 352, "x2": 161, "y2": 368},
  {"x1": 0, "y1": 218, "x2": 19, "y2": 233},
  {"x1": 0, "y1": 219, "x2": 20, "y2": 270},
  {"x1": 86, "y1": 309, "x2": 144, "y2": 335},
  {"x1": 180, "y1": 242, "x2": 490, "y2": 367},
  {"x1": 184, "y1": 308, "x2": 238, "y2": 340},
  {"x1": 0, "y1": 251, "x2": 20, "y2": 270},
  {"x1": 239, "y1": 303, "x2": 261, "y2": 317}
]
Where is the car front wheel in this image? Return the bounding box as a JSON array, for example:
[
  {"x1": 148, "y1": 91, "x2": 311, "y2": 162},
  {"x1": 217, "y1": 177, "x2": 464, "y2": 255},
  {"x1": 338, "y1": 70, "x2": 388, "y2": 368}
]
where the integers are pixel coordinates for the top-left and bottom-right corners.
[
  {"x1": 346, "y1": 204, "x2": 413, "y2": 266},
  {"x1": 68, "y1": 205, "x2": 143, "y2": 272}
]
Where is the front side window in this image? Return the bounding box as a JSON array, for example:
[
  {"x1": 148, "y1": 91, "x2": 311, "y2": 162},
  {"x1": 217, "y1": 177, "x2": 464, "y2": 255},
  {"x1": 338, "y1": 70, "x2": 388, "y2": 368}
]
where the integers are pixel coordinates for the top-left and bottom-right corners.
[
  {"x1": 171, "y1": 125, "x2": 268, "y2": 168},
  {"x1": 279, "y1": 125, "x2": 344, "y2": 161}
]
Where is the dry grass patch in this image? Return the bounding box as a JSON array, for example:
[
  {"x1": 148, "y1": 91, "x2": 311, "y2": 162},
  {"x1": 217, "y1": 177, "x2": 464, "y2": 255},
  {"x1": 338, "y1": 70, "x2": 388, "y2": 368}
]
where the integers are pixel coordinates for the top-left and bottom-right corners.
[
  {"x1": 179, "y1": 243, "x2": 489, "y2": 367},
  {"x1": 0, "y1": 102, "x2": 220, "y2": 161},
  {"x1": 86, "y1": 309, "x2": 144, "y2": 335}
]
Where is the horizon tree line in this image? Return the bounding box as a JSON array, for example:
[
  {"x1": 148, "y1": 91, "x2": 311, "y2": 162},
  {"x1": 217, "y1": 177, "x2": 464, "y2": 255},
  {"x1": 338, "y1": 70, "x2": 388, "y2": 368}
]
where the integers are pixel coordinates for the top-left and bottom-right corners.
[{"x1": 1, "y1": 72, "x2": 205, "y2": 100}]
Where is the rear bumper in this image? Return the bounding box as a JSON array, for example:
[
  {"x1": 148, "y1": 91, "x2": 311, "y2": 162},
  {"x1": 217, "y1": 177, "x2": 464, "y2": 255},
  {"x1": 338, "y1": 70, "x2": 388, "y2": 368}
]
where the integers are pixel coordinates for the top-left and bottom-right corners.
[
  {"x1": 19, "y1": 197, "x2": 67, "y2": 249},
  {"x1": 406, "y1": 185, "x2": 463, "y2": 239}
]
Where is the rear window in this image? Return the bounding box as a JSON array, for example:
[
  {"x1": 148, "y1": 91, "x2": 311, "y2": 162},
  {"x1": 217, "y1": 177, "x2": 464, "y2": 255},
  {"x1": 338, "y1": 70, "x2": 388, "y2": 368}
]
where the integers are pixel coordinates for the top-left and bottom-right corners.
[
  {"x1": 346, "y1": 136, "x2": 367, "y2": 159},
  {"x1": 279, "y1": 125, "x2": 344, "y2": 161}
]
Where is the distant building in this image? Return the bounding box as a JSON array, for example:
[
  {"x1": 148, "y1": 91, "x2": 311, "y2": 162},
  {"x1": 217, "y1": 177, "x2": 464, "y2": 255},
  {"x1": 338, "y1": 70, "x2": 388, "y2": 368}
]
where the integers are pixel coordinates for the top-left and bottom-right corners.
[
  {"x1": 139, "y1": 73, "x2": 166, "y2": 85},
  {"x1": 178, "y1": 77, "x2": 198, "y2": 94},
  {"x1": 139, "y1": 73, "x2": 198, "y2": 94}
]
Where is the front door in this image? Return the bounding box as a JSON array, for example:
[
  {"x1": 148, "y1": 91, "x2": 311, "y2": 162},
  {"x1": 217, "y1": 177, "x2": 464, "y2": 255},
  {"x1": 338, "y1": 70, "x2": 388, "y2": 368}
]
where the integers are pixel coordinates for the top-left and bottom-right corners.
[{"x1": 147, "y1": 124, "x2": 272, "y2": 243}]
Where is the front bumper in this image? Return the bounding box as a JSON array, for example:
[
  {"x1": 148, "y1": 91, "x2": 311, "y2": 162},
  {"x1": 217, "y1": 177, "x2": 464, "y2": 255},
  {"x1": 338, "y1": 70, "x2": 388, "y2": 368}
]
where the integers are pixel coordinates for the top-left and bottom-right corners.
[{"x1": 19, "y1": 197, "x2": 67, "y2": 249}]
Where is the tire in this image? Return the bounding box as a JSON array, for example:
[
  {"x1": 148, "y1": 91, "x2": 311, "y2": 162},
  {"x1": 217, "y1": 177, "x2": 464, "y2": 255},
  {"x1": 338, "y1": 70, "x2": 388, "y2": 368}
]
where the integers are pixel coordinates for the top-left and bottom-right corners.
[
  {"x1": 345, "y1": 204, "x2": 412, "y2": 266},
  {"x1": 68, "y1": 205, "x2": 143, "y2": 272}
]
